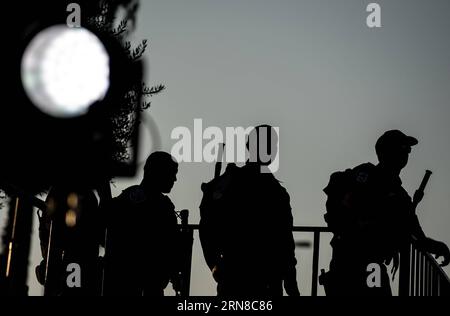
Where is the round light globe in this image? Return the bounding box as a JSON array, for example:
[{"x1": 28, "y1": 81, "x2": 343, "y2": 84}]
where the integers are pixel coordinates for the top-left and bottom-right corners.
[{"x1": 21, "y1": 25, "x2": 110, "y2": 118}]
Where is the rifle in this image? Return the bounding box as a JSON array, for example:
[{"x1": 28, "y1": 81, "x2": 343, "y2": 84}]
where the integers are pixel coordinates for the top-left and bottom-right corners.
[
  {"x1": 214, "y1": 143, "x2": 225, "y2": 179},
  {"x1": 412, "y1": 170, "x2": 432, "y2": 213}
]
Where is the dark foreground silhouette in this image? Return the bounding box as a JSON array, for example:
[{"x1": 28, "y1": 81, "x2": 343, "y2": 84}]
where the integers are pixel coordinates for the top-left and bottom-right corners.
[
  {"x1": 200, "y1": 125, "x2": 300, "y2": 296},
  {"x1": 104, "y1": 151, "x2": 181, "y2": 296},
  {"x1": 323, "y1": 130, "x2": 450, "y2": 296}
]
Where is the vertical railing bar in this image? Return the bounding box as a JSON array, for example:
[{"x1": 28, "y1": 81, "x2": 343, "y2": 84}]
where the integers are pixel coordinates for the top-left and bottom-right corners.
[
  {"x1": 430, "y1": 266, "x2": 433, "y2": 296},
  {"x1": 428, "y1": 259, "x2": 432, "y2": 296},
  {"x1": 425, "y1": 259, "x2": 428, "y2": 296},
  {"x1": 430, "y1": 264, "x2": 433, "y2": 296},
  {"x1": 429, "y1": 261, "x2": 432, "y2": 296},
  {"x1": 423, "y1": 254, "x2": 426, "y2": 296},
  {"x1": 420, "y1": 249, "x2": 424, "y2": 296},
  {"x1": 437, "y1": 270, "x2": 440, "y2": 296},
  {"x1": 418, "y1": 252, "x2": 421, "y2": 297},
  {"x1": 410, "y1": 244, "x2": 415, "y2": 295},
  {"x1": 415, "y1": 248, "x2": 420, "y2": 296},
  {"x1": 428, "y1": 260, "x2": 432, "y2": 296},
  {"x1": 423, "y1": 253, "x2": 426, "y2": 296},
  {"x1": 435, "y1": 269, "x2": 438, "y2": 296},
  {"x1": 446, "y1": 275, "x2": 450, "y2": 296},
  {"x1": 433, "y1": 267, "x2": 437, "y2": 296},
  {"x1": 399, "y1": 244, "x2": 411, "y2": 296},
  {"x1": 311, "y1": 231, "x2": 320, "y2": 297},
  {"x1": 432, "y1": 267, "x2": 435, "y2": 296},
  {"x1": 438, "y1": 275, "x2": 440, "y2": 296}
]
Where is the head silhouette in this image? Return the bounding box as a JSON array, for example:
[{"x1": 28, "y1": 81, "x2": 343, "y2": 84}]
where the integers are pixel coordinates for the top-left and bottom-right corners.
[
  {"x1": 142, "y1": 151, "x2": 178, "y2": 193},
  {"x1": 375, "y1": 130, "x2": 418, "y2": 173},
  {"x1": 246, "y1": 125, "x2": 278, "y2": 166}
]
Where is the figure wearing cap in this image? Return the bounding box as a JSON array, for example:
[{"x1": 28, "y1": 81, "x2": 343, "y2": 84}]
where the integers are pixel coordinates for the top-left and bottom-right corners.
[{"x1": 322, "y1": 130, "x2": 450, "y2": 296}]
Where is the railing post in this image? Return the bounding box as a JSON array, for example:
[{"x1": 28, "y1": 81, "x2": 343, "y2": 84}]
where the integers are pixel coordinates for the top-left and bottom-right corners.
[
  {"x1": 0, "y1": 197, "x2": 33, "y2": 296},
  {"x1": 415, "y1": 249, "x2": 420, "y2": 296},
  {"x1": 399, "y1": 243, "x2": 411, "y2": 296},
  {"x1": 426, "y1": 261, "x2": 431, "y2": 296},
  {"x1": 420, "y1": 252, "x2": 426, "y2": 296},
  {"x1": 410, "y1": 246, "x2": 416, "y2": 296},
  {"x1": 179, "y1": 210, "x2": 194, "y2": 297},
  {"x1": 431, "y1": 268, "x2": 436, "y2": 296},
  {"x1": 311, "y1": 231, "x2": 320, "y2": 297}
]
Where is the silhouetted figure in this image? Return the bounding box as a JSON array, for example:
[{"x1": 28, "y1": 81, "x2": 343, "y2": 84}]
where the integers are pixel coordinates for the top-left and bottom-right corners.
[
  {"x1": 323, "y1": 130, "x2": 450, "y2": 296},
  {"x1": 104, "y1": 151, "x2": 180, "y2": 296},
  {"x1": 200, "y1": 125, "x2": 300, "y2": 296},
  {"x1": 36, "y1": 185, "x2": 102, "y2": 296}
]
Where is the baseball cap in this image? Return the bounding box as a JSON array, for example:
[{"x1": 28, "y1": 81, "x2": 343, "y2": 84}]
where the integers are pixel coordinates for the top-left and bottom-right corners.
[{"x1": 375, "y1": 130, "x2": 418, "y2": 156}]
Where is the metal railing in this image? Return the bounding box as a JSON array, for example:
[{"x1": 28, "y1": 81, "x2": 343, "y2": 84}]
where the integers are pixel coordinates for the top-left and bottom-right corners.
[
  {"x1": 180, "y1": 224, "x2": 450, "y2": 296},
  {"x1": 399, "y1": 239, "x2": 450, "y2": 296},
  {"x1": 291, "y1": 226, "x2": 331, "y2": 296},
  {"x1": 180, "y1": 224, "x2": 332, "y2": 296}
]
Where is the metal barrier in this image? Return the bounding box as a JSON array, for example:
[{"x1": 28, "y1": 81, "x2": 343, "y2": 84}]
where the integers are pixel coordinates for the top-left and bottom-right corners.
[
  {"x1": 291, "y1": 226, "x2": 331, "y2": 296},
  {"x1": 399, "y1": 239, "x2": 450, "y2": 296},
  {"x1": 180, "y1": 225, "x2": 332, "y2": 296},
  {"x1": 181, "y1": 224, "x2": 450, "y2": 296}
]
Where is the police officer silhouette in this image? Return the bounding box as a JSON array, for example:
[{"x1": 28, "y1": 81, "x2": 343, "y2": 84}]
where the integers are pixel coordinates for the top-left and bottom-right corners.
[
  {"x1": 200, "y1": 125, "x2": 300, "y2": 296},
  {"x1": 324, "y1": 130, "x2": 450, "y2": 296},
  {"x1": 105, "y1": 151, "x2": 180, "y2": 296}
]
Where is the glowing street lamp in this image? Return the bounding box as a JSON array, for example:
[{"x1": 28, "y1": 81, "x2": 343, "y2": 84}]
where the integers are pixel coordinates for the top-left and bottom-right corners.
[{"x1": 21, "y1": 25, "x2": 110, "y2": 118}]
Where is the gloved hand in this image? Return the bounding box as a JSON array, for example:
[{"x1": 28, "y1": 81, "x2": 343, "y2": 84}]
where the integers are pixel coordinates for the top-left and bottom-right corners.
[{"x1": 433, "y1": 241, "x2": 450, "y2": 267}]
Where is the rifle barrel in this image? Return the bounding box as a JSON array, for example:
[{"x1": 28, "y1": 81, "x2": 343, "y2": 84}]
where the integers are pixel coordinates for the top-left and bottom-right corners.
[{"x1": 418, "y1": 170, "x2": 432, "y2": 193}]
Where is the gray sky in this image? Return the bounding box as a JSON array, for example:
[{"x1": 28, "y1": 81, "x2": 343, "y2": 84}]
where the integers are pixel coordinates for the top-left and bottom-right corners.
[
  {"x1": 5, "y1": 0, "x2": 450, "y2": 295},
  {"x1": 128, "y1": 0, "x2": 450, "y2": 295}
]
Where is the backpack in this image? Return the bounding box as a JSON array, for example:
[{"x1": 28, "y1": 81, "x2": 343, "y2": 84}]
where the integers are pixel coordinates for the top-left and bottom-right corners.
[{"x1": 323, "y1": 163, "x2": 376, "y2": 236}]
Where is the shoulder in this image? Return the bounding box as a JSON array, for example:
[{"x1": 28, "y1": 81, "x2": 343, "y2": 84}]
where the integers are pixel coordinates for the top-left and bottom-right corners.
[
  {"x1": 352, "y1": 162, "x2": 376, "y2": 184},
  {"x1": 201, "y1": 163, "x2": 238, "y2": 194},
  {"x1": 324, "y1": 162, "x2": 375, "y2": 194},
  {"x1": 117, "y1": 185, "x2": 146, "y2": 205},
  {"x1": 275, "y1": 180, "x2": 291, "y2": 204},
  {"x1": 159, "y1": 194, "x2": 175, "y2": 211},
  {"x1": 253, "y1": 171, "x2": 291, "y2": 204}
]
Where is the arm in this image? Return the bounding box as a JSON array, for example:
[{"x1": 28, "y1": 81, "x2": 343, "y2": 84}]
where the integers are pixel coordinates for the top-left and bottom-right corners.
[
  {"x1": 199, "y1": 182, "x2": 223, "y2": 273},
  {"x1": 407, "y1": 177, "x2": 450, "y2": 267},
  {"x1": 280, "y1": 189, "x2": 300, "y2": 296},
  {"x1": 410, "y1": 213, "x2": 450, "y2": 266},
  {"x1": 282, "y1": 225, "x2": 301, "y2": 296}
]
